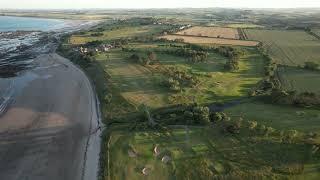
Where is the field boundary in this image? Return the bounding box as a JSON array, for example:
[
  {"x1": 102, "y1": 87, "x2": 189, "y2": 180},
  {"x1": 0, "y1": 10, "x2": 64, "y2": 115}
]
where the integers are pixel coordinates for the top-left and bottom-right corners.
[{"x1": 170, "y1": 33, "x2": 257, "y2": 42}]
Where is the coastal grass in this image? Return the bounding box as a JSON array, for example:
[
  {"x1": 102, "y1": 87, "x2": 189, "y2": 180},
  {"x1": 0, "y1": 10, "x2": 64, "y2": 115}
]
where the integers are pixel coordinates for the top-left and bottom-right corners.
[
  {"x1": 245, "y1": 29, "x2": 320, "y2": 66},
  {"x1": 107, "y1": 125, "x2": 319, "y2": 180},
  {"x1": 95, "y1": 50, "x2": 170, "y2": 109},
  {"x1": 96, "y1": 44, "x2": 265, "y2": 111},
  {"x1": 70, "y1": 25, "x2": 168, "y2": 45}
]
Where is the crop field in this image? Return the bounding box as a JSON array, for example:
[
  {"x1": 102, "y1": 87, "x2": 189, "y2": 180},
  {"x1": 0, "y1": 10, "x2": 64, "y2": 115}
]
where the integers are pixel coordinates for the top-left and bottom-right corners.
[
  {"x1": 70, "y1": 25, "x2": 168, "y2": 45},
  {"x1": 175, "y1": 26, "x2": 240, "y2": 39},
  {"x1": 107, "y1": 125, "x2": 319, "y2": 180},
  {"x1": 159, "y1": 35, "x2": 259, "y2": 46},
  {"x1": 245, "y1": 29, "x2": 320, "y2": 66},
  {"x1": 277, "y1": 66, "x2": 320, "y2": 93}
]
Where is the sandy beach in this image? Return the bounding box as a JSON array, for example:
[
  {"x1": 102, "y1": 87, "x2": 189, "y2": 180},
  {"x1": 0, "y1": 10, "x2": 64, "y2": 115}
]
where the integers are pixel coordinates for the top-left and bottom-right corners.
[{"x1": 0, "y1": 53, "x2": 101, "y2": 180}]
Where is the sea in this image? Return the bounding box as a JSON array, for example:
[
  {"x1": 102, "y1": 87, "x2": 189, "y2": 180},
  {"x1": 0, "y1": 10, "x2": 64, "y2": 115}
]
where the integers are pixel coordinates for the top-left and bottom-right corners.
[{"x1": 0, "y1": 16, "x2": 66, "y2": 32}]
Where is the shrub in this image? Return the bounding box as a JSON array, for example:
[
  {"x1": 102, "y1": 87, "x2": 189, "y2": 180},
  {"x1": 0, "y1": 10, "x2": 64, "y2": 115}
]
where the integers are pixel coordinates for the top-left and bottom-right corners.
[
  {"x1": 304, "y1": 61, "x2": 319, "y2": 71},
  {"x1": 91, "y1": 32, "x2": 104, "y2": 37},
  {"x1": 192, "y1": 106, "x2": 210, "y2": 125},
  {"x1": 104, "y1": 93, "x2": 112, "y2": 104},
  {"x1": 248, "y1": 120, "x2": 258, "y2": 130},
  {"x1": 129, "y1": 54, "x2": 141, "y2": 63}
]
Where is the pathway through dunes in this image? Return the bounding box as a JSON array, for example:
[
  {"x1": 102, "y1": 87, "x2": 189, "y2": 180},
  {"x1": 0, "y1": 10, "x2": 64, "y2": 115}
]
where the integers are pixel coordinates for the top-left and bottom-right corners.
[{"x1": 0, "y1": 53, "x2": 101, "y2": 180}]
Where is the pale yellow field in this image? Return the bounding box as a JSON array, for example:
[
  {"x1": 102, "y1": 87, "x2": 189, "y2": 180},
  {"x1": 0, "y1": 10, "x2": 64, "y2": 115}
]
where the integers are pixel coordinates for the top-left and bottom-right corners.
[
  {"x1": 176, "y1": 26, "x2": 239, "y2": 39},
  {"x1": 160, "y1": 35, "x2": 259, "y2": 46}
]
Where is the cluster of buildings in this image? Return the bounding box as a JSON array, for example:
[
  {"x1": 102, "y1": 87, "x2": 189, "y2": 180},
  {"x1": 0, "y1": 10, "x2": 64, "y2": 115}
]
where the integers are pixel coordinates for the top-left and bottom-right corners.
[{"x1": 79, "y1": 44, "x2": 114, "y2": 54}]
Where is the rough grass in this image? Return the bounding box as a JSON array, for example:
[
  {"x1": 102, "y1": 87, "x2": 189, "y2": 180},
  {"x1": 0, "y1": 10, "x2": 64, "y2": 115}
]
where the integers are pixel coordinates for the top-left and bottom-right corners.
[
  {"x1": 175, "y1": 26, "x2": 240, "y2": 39},
  {"x1": 159, "y1": 35, "x2": 259, "y2": 46},
  {"x1": 70, "y1": 25, "x2": 167, "y2": 45},
  {"x1": 277, "y1": 66, "x2": 320, "y2": 93},
  {"x1": 101, "y1": 44, "x2": 265, "y2": 107},
  {"x1": 313, "y1": 29, "x2": 320, "y2": 37},
  {"x1": 226, "y1": 101, "x2": 320, "y2": 133},
  {"x1": 95, "y1": 50, "x2": 169, "y2": 109},
  {"x1": 106, "y1": 126, "x2": 320, "y2": 180},
  {"x1": 245, "y1": 29, "x2": 320, "y2": 66},
  {"x1": 153, "y1": 47, "x2": 265, "y2": 104}
]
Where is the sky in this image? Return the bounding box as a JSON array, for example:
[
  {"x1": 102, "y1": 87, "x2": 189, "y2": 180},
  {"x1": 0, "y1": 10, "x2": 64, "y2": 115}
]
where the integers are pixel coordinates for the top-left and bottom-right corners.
[{"x1": 1, "y1": 0, "x2": 320, "y2": 9}]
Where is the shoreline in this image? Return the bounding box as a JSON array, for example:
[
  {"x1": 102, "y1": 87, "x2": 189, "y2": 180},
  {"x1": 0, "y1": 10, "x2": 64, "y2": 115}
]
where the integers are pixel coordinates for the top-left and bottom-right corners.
[{"x1": 0, "y1": 18, "x2": 102, "y2": 180}]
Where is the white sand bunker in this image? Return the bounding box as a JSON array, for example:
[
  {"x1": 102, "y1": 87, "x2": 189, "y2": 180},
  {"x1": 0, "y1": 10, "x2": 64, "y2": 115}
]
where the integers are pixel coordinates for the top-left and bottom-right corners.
[
  {"x1": 154, "y1": 145, "x2": 160, "y2": 156},
  {"x1": 161, "y1": 155, "x2": 171, "y2": 164},
  {"x1": 128, "y1": 149, "x2": 137, "y2": 158},
  {"x1": 142, "y1": 167, "x2": 151, "y2": 176}
]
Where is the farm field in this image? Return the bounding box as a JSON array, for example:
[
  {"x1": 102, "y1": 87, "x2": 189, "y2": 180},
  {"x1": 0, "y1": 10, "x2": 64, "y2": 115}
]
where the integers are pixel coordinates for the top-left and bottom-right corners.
[
  {"x1": 245, "y1": 29, "x2": 320, "y2": 66},
  {"x1": 277, "y1": 66, "x2": 320, "y2": 93},
  {"x1": 69, "y1": 25, "x2": 168, "y2": 45},
  {"x1": 175, "y1": 26, "x2": 240, "y2": 39},
  {"x1": 160, "y1": 35, "x2": 259, "y2": 46},
  {"x1": 107, "y1": 125, "x2": 320, "y2": 180}
]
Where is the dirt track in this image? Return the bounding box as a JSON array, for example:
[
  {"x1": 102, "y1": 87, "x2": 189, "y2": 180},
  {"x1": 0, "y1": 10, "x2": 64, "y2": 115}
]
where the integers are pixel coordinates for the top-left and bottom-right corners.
[{"x1": 0, "y1": 53, "x2": 101, "y2": 180}]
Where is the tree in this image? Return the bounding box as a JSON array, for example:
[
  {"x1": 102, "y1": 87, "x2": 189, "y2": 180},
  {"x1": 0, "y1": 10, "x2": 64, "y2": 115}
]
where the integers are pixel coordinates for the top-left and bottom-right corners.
[
  {"x1": 248, "y1": 120, "x2": 258, "y2": 130},
  {"x1": 104, "y1": 93, "x2": 112, "y2": 104},
  {"x1": 192, "y1": 106, "x2": 210, "y2": 125},
  {"x1": 304, "y1": 61, "x2": 319, "y2": 71},
  {"x1": 129, "y1": 54, "x2": 141, "y2": 63}
]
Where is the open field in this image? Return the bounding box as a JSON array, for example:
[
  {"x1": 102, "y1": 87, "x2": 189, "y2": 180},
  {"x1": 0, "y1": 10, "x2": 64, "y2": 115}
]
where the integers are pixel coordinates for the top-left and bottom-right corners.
[
  {"x1": 97, "y1": 44, "x2": 265, "y2": 108},
  {"x1": 160, "y1": 35, "x2": 259, "y2": 46},
  {"x1": 226, "y1": 101, "x2": 320, "y2": 133},
  {"x1": 70, "y1": 25, "x2": 168, "y2": 45},
  {"x1": 175, "y1": 26, "x2": 240, "y2": 39},
  {"x1": 245, "y1": 29, "x2": 320, "y2": 66},
  {"x1": 107, "y1": 125, "x2": 320, "y2": 180},
  {"x1": 277, "y1": 66, "x2": 320, "y2": 93},
  {"x1": 58, "y1": 16, "x2": 320, "y2": 180},
  {"x1": 224, "y1": 23, "x2": 264, "y2": 29},
  {"x1": 95, "y1": 50, "x2": 169, "y2": 109}
]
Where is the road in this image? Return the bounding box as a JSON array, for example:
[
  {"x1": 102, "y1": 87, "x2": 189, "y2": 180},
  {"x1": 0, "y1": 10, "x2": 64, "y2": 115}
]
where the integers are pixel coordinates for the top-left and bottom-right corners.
[{"x1": 0, "y1": 53, "x2": 101, "y2": 180}]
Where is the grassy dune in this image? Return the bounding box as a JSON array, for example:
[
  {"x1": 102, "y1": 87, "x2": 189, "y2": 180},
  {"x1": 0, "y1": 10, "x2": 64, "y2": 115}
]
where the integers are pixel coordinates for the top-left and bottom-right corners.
[{"x1": 108, "y1": 125, "x2": 320, "y2": 179}]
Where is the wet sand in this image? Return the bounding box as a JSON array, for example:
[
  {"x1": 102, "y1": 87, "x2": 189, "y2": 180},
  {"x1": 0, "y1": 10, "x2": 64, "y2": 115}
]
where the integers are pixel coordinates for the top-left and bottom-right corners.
[{"x1": 0, "y1": 53, "x2": 101, "y2": 180}]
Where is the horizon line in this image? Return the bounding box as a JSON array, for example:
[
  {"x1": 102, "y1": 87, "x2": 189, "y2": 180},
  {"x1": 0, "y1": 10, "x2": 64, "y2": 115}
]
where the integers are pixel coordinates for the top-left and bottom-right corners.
[{"x1": 1, "y1": 7, "x2": 320, "y2": 10}]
